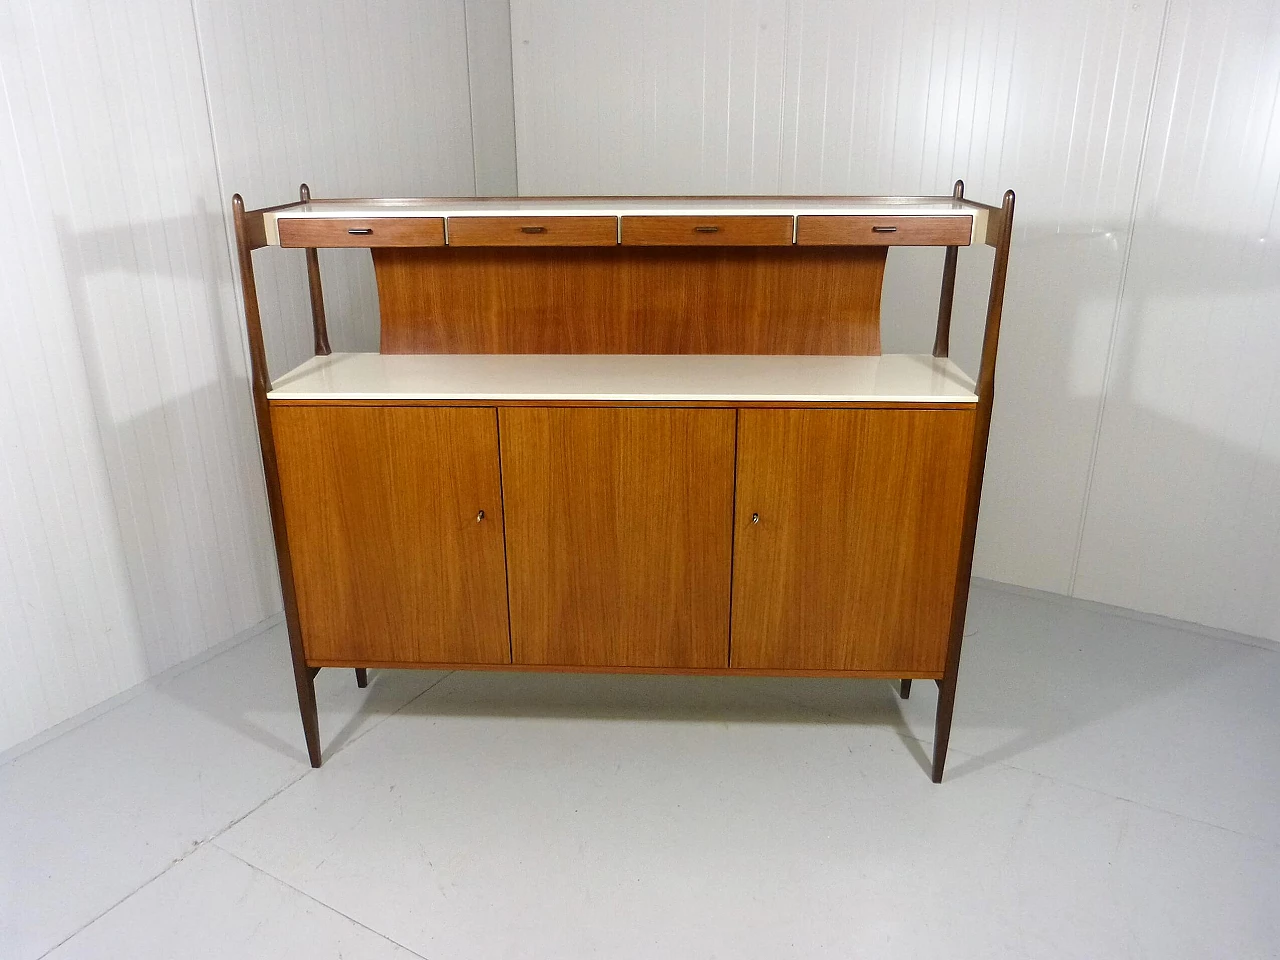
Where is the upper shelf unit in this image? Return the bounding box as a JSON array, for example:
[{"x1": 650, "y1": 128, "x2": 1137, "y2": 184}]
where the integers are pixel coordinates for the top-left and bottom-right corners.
[{"x1": 260, "y1": 197, "x2": 988, "y2": 248}]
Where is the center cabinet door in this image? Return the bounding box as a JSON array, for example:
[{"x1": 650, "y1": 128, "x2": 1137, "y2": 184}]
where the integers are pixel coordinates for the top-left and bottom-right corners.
[
  {"x1": 499, "y1": 408, "x2": 736, "y2": 668},
  {"x1": 731, "y1": 408, "x2": 975, "y2": 674},
  {"x1": 271, "y1": 405, "x2": 511, "y2": 666}
]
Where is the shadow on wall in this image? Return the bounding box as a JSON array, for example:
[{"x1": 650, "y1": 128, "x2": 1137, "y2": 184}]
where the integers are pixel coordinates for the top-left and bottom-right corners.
[{"x1": 54, "y1": 203, "x2": 279, "y2": 674}]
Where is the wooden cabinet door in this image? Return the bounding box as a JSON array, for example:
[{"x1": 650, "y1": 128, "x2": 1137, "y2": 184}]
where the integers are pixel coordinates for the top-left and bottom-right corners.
[
  {"x1": 271, "y1": 405, "x2": 510, "y2": 665},
  {"x1": 499, "y1": 408, "x2": 735, "y2": 668},
  {"x1": 731, "y1": 409, "x2": 974, "y2": 674}
]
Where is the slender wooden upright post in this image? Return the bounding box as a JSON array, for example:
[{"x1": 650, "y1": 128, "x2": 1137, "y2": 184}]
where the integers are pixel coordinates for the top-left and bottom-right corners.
[
  {"x1": 299, "y1": 184, "x2": 332, "y2": 356},
  {"x1": 932, "y1": 179, "x2": 965, "y2": 358},
  {"x1": 933, "y1": 188, "x2": 1015, "y2": 783},
  {"x1": 233, "y1": 194, "x2": 323, "y2": 768}
]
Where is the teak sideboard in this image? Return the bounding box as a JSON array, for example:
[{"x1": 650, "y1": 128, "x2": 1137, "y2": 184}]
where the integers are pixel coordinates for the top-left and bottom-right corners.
[{"x1": 232, "y1": 185, "x2": 1014, "y2": 782}]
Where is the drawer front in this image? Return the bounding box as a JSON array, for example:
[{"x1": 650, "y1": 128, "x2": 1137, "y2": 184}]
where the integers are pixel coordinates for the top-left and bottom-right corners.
[
  {"x1": 447, "y1": 216, "x2": 618, "y2": 246},
  {"x1": 796, "y1": 215, "x2": 972, "y2": 246},
  {"x1": 277, "y1": 217, "x2": 445, "y2": 248},
  {"x1": 621, "y1": 215, "x2": 793, "y2": 246}
]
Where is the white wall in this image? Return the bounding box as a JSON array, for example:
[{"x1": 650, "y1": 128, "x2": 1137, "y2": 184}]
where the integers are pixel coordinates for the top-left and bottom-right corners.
[
  {"x1": 510, "y1": 0, "x2": 1280, "y2": 642},
  {"x1": 0, "y1": 0, "x2": 506, "y2": 753}
]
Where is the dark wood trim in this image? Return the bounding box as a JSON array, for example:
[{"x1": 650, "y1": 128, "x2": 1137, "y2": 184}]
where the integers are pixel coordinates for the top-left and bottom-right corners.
[
  {"x1": 305, "y1": 658, "x2": 944, "y2": 679},
  {"x1": 932, "y1": 188, "x2": 1015, "y2": 783},
  {"x1": 242, "y1": 199, "x2": 306, "y2": 249},
  {"x1": 233, "y1": 193, "x2": 323, "y2": 768},
  {"x1": 933, "y1": 179, "x2": 964, "y2": 358},
  {"x1": 247, "y1": 198, "x2": 310, "y2": 215},
  {"x1": 899, "y1": 679, "x2": 912, "y2": 699},
  {"x1": 299, "y1": 184, "x2": 332, "y2": 356},
  {"x1": 355, "y1": 668, "x2": 369, "y2": 688}
]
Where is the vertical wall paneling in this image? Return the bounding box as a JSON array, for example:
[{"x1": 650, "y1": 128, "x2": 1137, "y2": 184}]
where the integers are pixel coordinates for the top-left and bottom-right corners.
[
  {"x1": 0, "y1": 0, "x2": 486, "y2": 753},
  {"x1": 1073, "y1": 0, "x2": 1280, "y2": 641},
  {"x1": 465, "y1": 0, "x2": 520, "y2": 194},
  {"x1": 0, "y1": 0, "x2": 275, "y2": 750},
  {"x1": 510, "y1": 0, "x2": 790, "y2": 194},
  {"x1": 194, "y1": 0, "x2": 478, "y2": 375}
]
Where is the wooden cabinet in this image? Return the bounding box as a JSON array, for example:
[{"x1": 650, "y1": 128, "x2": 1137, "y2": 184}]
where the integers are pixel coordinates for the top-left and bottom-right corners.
[
  {"x1": 271, "y1": 405, "x2": 511, "y2": 666},
  {"x1": 238, "y1": 188, "x2": 1014, "y2": 778},
  {"x1": 730, "y1": 409, "x2": 974, "y2": 673},
  {"x1": 499, "y1": 407, "x2": 736, "y2": 668}
]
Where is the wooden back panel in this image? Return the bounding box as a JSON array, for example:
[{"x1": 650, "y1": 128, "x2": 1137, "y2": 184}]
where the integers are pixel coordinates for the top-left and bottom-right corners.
[{"x1": 374, "y1": 246, "x2": 886, "y2": 355}]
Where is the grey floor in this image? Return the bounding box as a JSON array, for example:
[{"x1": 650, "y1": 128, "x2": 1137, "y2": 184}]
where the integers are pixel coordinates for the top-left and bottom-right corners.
[{"x1": 3, "y1": 582, "x2": 1278, "y2": 960}]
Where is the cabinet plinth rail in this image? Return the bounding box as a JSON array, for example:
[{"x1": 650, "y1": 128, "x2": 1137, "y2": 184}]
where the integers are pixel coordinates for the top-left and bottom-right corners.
[{"x1": 232, "y1": 184, "x2": 1014, "y2": 780}]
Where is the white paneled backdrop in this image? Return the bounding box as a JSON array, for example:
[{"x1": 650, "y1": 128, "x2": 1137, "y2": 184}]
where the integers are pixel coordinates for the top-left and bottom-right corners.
[
  {"x1": 511, "y1": 0, "x2": 1280, "y2": 639},
  {"x1": 0, "y1": 0, "x2": 513, "y2": 753},
  {"x1": 2, "y1": 0, "x2": 1277, "y2": 752}
]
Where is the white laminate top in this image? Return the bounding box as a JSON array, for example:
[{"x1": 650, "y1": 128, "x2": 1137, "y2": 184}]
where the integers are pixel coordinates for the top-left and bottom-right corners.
[
  {"x1": 262, "y1": 196, "x2": 985, "y2": 245},
  {"x1": 267, "y1": 353, "x2": 978, "y2": 404}
]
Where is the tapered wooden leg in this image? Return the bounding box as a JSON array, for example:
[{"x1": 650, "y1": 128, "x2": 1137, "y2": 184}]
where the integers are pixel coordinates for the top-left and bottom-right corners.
[
  {"x1": 294, "y1": 667, "x2": 322, "y2": 768},
  {"x1": 355, "y1": 668, "x2": 368, "y2": 688},
  {"x1": 932, "y1": 672, "x2": 958, "y2": 783},
  {"x1": 899, "y1": 679, "x2": 912, "y2": 699}
]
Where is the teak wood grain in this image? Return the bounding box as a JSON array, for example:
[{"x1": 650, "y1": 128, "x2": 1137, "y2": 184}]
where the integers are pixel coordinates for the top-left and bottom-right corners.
[
  {"x1": 620, "y1": 215, "x2": 793, "y2": 245},
  {"x1": 277, "y1": 217, "x2": 445, "y2": 248},
  {"x1": 271, "y1": 404, "x2": 511, "y2": 665},
  {"x1": 374, "y1": 247, "x2": 886, "y2": 355},
  {"x1": 499, "y1": 407, "x2": 735, "y2": 668},
  {"x1": 730, "y1": 408, "x2": 974, "y2": 673},
  {"x1": 446, "y1": 215, "x2": 618, "y2": 246},
  {"x1": 796, "y1": 215, "x2": 972, "y2": 246}
]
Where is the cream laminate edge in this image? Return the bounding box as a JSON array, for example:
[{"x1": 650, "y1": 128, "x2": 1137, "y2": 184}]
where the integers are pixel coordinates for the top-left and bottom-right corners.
[{"x1": 266, "y1": 353, "x2": 978, "y2": 403}]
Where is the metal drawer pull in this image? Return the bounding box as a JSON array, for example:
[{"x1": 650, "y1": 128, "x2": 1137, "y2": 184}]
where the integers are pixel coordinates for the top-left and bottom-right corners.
[
  {"x1": 521, "y1": 225, "x2": 547, "y2": 234},
  {"x1": 871, "y1": 225, "x2": 898, "y2": 233},
  {"x1": 694, "y1": 225, "x2": 720, "y2": 233},
  {"x1": 347, "y1": 228, "x2": 373, "y2": 235}
]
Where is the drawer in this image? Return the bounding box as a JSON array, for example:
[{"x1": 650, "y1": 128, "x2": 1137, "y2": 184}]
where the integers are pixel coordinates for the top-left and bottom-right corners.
[
  {"x1": 277, "y1": 217, "x2": 445, "y2": 248},
  {"x1": 796, "y1": 215, "x2": 972, "y2": 246},
  {"x1": 447, "y1": 216, "x2": 618, "y2": 246},
  {"x1": 621, "y1": 215, "x2": 793, "y2": 246}
]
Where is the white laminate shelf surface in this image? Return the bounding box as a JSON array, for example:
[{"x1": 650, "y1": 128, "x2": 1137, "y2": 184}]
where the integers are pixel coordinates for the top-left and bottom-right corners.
[
  {"x1": 261, "y1": 197, "x2": 986, "y2": 245},
  {"x1": 267, "y1": 353, "x2": 979, "y2": 404}
]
